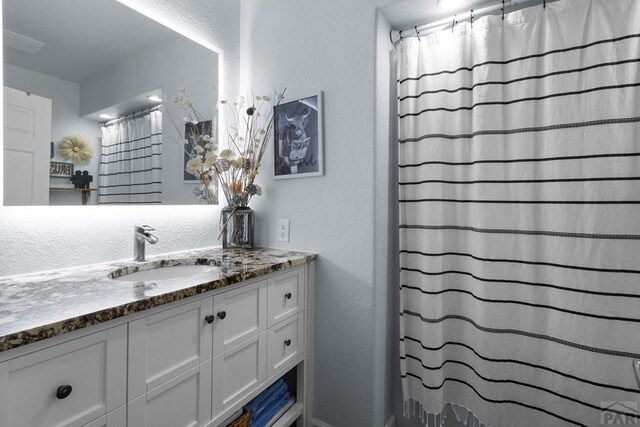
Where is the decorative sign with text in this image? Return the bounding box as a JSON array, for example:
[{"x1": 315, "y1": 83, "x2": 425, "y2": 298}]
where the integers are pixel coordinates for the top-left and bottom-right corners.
[{"x1": 50, "y1": 162, "x2": 74, "y2": 178}]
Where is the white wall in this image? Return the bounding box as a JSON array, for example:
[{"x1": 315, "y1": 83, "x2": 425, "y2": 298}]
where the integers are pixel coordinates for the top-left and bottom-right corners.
[
  {"x1": 0, "y1": 0, "x2": 240, "y2": 276},
  {"x1": 240, "y1": 0, "x2": 394, "y2": 425},
  {"x1": 4, "y1": 64, "x2": 101, "y2": 205}
]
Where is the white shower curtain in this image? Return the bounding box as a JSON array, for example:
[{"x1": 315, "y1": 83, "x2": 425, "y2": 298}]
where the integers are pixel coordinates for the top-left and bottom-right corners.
[
  {"x1": 397, "y1": 0, "x2": 640, "y2": 425},
  {"x1": 98, "y1": 110, "x2": 162, "y2": 204}
]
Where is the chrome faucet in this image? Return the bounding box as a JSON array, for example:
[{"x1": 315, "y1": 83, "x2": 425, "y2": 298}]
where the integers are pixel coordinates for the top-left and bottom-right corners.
[{"x1": 134, "y1": 225, "x2": 158, "y2": 261}]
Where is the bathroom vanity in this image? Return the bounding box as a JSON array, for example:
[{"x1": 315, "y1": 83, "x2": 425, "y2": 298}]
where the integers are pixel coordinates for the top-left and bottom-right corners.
[{"x1": 0, "y1": 247, "x2": 315, "y2": 427}]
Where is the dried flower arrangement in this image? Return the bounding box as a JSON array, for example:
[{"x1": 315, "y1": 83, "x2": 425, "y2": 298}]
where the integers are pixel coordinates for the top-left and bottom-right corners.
[{"x1": 168, "y1": 87, "x2": 286, "y2": 207}]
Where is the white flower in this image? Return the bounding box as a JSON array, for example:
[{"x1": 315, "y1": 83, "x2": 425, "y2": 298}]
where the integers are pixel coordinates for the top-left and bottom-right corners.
[
  {"x1": 205, "y1": 151, "x2": 217, "y2": 165},
  {"x1": 255, "y1": 96, "x2": 262, "y2": 101},
  {"x1": 205, "y1": 143, "x2": 213, "y2": 149},
  {"x1": 219, "y1": 149, "x2": 234, "y2": 158},
  {"x1": 192, "y1": 120, "x2": 199, "y2": 125},
  {"x1": 203, "y1": 135, "x2": 211, "y2": 141},
  {"x1": 262, "y1": 96, "x2": 271, "y2": 102},
  {"x1": 179, "y1": 138, "x2": 188, "y2": 145},
  {"x1": 195, "y1": 145, "x2": 204, "y2": 154},
  {"x1": 186, "y1": 157, "x2": 204, "y2": 174}
]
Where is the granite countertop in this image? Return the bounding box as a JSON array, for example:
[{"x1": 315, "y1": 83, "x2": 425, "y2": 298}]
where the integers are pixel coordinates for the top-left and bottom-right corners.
[{"x1": 0, "y1": 247, "x2": 315, "y2": 353}]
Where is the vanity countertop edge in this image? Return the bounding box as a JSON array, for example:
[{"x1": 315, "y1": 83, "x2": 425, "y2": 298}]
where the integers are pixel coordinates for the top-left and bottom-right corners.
[{"x1": 0, "y1": 246, "x2": 316, "y2": 353}]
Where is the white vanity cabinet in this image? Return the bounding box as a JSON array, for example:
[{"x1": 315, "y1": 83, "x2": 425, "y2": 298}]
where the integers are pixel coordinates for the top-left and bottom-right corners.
[
  {"x1": 0, "y1": 264, "x2": 313, "y2": 427},
  {"x1": 0, "y1": 325, "x2": 127, "y2": 427}
]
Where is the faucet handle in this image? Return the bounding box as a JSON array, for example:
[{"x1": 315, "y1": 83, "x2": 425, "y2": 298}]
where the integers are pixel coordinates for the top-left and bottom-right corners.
[{"x1": 135, "y1": 224, "x2": 155, "y2": 233}]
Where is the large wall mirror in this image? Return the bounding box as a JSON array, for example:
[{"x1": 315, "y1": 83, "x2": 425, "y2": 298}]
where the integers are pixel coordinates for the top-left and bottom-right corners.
[{"x1": 2, "y1": 0, "x2": 219, "y2": 206}]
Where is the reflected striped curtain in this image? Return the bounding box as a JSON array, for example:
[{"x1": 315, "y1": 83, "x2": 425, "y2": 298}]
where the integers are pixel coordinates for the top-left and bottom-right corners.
[
  {"x1": 98, "y1": 109, "x2": 162, "y2": 204},
  {"x1": 397, "y1": 0, "x2": 640, "y2": 426}
]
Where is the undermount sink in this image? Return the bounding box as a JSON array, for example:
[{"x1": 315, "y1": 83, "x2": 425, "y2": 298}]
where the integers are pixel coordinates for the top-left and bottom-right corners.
[{"x1": 111, "y1": 264, "x2": 219, "y2": 282}]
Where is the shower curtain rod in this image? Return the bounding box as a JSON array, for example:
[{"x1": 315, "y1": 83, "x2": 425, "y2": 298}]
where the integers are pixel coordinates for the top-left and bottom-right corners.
[
  {"x1": 390, "y1": 0, "x2": 551, "y2": 44},
  {"x1": 102, "y1": 104, "x2": 162, "y2": 127}
]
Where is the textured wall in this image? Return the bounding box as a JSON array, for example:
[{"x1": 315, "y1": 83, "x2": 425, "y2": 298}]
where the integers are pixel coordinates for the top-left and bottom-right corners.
[
  {"x1": 240, "y1": 1, "x2": 390, "y2": 425},
  {"x1": 0, "y1": 0, "x2": 240, "y2": 276}
]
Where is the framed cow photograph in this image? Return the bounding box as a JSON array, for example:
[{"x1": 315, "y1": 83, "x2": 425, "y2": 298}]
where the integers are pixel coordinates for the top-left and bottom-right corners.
[{"x1": 273, "y1": 93, "x2": 324, "y2": 179}]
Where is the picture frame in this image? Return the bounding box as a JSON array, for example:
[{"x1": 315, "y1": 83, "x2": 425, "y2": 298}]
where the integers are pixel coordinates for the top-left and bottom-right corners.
[
  {"x1": 49, "y1": 161, "x2": 74, "y2": 178},
  {"x1": 183, "y1": 119, "x2": 214, "y2": 182},
  {"x1": 273, "y1": 92, "x2": 324, "y2": 179}
]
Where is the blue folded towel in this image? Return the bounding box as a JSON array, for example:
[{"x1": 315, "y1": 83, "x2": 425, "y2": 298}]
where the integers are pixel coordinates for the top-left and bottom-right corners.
[
  {"x1": 248, "y1": 382, "x2": 287, "y2": 422},
  {"x1": 245, "y1": 379, "x2": 287, "y2": 419},
  {"x1": 252, "y1": 393, "x2": 292, "y2": 427}
]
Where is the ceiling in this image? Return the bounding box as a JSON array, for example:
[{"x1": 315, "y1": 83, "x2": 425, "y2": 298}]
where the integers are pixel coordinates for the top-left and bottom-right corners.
[
  {"x1": 380, "y1": 0, "x2": 529, "y2": 30},
  {"x1": 3, "y1": 0, "x2": 176, "y2": 84}
]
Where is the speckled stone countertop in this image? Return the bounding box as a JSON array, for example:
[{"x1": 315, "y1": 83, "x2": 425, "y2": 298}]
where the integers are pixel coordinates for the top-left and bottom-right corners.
[{"x1": 0, "y1": 247, "x2": 315, "y2": 353}]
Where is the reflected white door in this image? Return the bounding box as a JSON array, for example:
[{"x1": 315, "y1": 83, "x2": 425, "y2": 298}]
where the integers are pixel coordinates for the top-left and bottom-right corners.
[{"x1": 3, "y1": 86, "x2": 52, "y2": 206}]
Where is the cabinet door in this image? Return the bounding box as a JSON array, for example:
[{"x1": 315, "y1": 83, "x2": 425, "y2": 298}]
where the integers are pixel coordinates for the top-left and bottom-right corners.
[
  {"x1": 128, "y1": 298, "x2": 214, "y2": 400},
  {"x1": 0, "y1": 325, "x2": 127, "y2": 427},
  {"x1": 212, "y1": 332, "x2": 267, "y2": 421},
  {"x1": 267, "y1": 314, "x2": 305, "y2": 378},
  {"x1": 83, "y1": 405, "x2": 126, "y2": 427},
  {"x1": 267, "y1": 268, "x2": 305, "y2": 327},
  {"x1": 127, "y1": 360, "x2": 212, "y2": 427},
  {"x1": 212, "y1": 280, "x2": 267, "y2": 355}
]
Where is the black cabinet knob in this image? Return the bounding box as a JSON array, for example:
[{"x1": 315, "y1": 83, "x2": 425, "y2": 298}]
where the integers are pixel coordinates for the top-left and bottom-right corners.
[
  {"x1": 205, "y1": 315, "x2": 215, "y2": 324},
  {"x1": 284, "y1": 339, "x2": 292, "y2": 347},
  {"x1": 285, "y1": 292, "x2": 292, "y2": 300},
  {"x1": 218, "y1": 311, "x2": 227, "y2": 320},
  {"x1": 56, "y1": 385, "x2": 73, "y2": 400}
]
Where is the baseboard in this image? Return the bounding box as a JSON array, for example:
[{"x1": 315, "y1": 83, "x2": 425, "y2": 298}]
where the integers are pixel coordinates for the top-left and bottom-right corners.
[
  {"x1": 312, "y1": 414, "x2": 395, "y2": 427},
  {"x1": 311, "y1": 418, "x2": 336, "y2": 427},
  {"x1": 385, "y1": 414, "x2": 397, "y2": 427}
]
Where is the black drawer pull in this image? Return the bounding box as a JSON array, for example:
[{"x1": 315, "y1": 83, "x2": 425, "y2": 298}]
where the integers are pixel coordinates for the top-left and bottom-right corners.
[
  {"x1": 284, "y1": 339, "x2": 292, "y2": 347},
  {"x1": 217, "y1": 311, "x2": 227, "y2": 320},
  {"x1": 285, "y1": 292, "x2": 292, "y2": 300},
  {"x1": 56, "y1": 385, "x2": 73, "y2": 400},
  {"x1": 205, "y1": 315, "x2": 215, "y2": 324}
]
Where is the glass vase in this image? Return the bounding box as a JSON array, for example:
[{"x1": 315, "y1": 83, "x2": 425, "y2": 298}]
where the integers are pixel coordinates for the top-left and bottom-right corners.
[{"x1": 221, "y1": 206, "x2": 254, "y2": 249}]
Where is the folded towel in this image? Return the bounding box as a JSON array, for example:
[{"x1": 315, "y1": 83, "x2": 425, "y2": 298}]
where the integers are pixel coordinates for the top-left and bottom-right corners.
[
  {"x1": 248, "y1": 383, "x2": 288, "y2": 422},
  {"x1": 245, "y1": 379, "x2": 287, "y2": 417},
  {"x1": 252, "y1": 393, "x2": 292, "y2": 427}
]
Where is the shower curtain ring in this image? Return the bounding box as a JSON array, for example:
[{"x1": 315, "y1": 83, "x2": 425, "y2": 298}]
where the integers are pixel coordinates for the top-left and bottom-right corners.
[
  {"x1": 470, "y1": 9, "x2": 474, "y2": 27},
  {"x1": 451, "y1": 15, "x2": 457, "y2": 32},
  {"x1": 415, "y1": 26, "x2": 421, "y2": 41},
  {"x1": 543, "y1": 0, "x2": 546, "y2": 8},
  {"x1": 502, "y1": 0, "x2": 505, "y2": 20}
]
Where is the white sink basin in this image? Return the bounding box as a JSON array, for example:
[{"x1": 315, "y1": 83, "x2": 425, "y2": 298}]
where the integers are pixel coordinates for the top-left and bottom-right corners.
[{"x1": 112, "y1": 265, "x2": 219, "y2": 282}]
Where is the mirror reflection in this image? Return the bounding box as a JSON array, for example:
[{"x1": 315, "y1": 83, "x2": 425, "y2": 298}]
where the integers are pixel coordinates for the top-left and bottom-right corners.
[{"x1": 2, "y1": 0, "x2": 219, "y2": 206}]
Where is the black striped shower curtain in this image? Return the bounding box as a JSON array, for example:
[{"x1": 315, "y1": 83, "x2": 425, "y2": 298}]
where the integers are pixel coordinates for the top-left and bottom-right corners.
[
  {"x1": 397, "y1": 0, "x2": 640, "y2": 425},
  {"x1": 98, "y1": 110, "x2": 163, "y2": 204}
]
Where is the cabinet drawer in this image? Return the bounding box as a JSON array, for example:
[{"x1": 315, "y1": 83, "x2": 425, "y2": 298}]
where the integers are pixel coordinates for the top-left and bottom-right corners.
[
  {"x1": 128, "y1": 298, "x2": 214, "y2": 400},
  {"x1": 267, "y1": 268, "x2": 304, "y2": 327},
  {"x1": 0, "y1": 325, "x2": 127, "y2": 427},
  {"x1": 127, "y1": 360, "x2": 212, "y2": 427},
  {"x1": 267, "y1": 314, "x2": 304, "y2": 378},
  {"x1": 213, "y1": 280, "x2": 267, "y2": 355},
  {"x1": 83, "y1": 405, "x2": 126, "y2": 427},
  {"x1": 212, "y1": 332, "x2": 267, "y2": 421}
]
